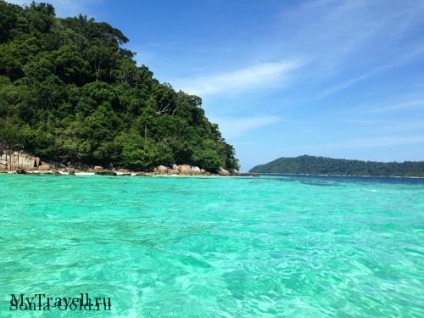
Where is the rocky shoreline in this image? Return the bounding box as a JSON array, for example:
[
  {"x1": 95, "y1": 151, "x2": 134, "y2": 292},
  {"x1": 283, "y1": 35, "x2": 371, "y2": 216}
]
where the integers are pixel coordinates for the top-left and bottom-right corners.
[
  {"x1": 0, "y1": 166, "x2": 255, "y2": 177},
  {"x1": 0, "y1": 150, "x2": 256, "y2": 177}
]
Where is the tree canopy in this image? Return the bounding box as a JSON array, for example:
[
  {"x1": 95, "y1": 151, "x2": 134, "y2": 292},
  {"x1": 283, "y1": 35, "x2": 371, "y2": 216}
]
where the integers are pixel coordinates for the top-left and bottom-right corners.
[{"x1": 0, "y1": 1, "x2": 239, "y2": 171}]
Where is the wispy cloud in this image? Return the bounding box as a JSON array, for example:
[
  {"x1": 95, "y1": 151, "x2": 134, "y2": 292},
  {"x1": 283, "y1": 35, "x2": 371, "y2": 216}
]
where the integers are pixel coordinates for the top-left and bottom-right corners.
[
  {"x1": 4, "y1": 0, "x2": 29, "y2": 5},
  {"x1": 346, "y1": 136, "x2": 424, "y2": 149},
  {"x1": 210, "y1": 115, "x2": 281, "y2": 139},
  {"x1": 314, "y1": 44, "x2": 424, "y2": 101},
  {"x1": 173, "y1": 60, "x2": 304, "y2": 97},
  {"x1": 295, "y1": 136, "x2": 424, "y2": 152},
  {"x1": 4, "y1": 0, "x2": 103, "y2": 17},
  {"x1": 266, "y1": 0, "x2": 424, "y2": 103},
  {"x1": 366, "y1": 99, "x2": 424, "y2": 114},
  {"x1": 349, "y1": 89, "x2": 424, "y2": 115},
  {"x1": 314, "y1": 72, "x2": 371, "y2": 101},
  {"x1": 313, "y1": 63, "x2": 390, "y2": 101}
]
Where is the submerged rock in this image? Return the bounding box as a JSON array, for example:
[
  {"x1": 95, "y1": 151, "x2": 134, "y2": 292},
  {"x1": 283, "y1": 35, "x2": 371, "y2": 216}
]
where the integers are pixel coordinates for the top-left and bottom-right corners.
[{"x1": 95, "y1": 170, "x2": 117, "y2": 176}]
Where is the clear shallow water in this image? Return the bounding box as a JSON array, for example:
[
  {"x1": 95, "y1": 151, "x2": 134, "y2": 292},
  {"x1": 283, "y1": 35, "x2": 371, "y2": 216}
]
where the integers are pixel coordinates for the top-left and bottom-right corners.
[{"x1": 0, "y1": 174, "x2": 424, "y2": 317}]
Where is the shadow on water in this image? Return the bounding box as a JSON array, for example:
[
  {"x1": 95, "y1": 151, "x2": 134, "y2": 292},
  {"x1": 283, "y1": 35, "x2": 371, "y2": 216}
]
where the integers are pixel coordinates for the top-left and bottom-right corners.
[
  {"x1": 299, "y1": 180, "x2": 341, "y2": 187},
  {"x1": 256, "y1": 173, "x2": 424, "y2": 186}
]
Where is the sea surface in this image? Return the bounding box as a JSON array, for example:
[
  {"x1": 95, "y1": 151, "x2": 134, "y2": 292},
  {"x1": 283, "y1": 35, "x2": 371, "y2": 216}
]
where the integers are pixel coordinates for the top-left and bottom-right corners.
[{"x1": 1, "y1": 174, "x2": 423, "y2": 317}]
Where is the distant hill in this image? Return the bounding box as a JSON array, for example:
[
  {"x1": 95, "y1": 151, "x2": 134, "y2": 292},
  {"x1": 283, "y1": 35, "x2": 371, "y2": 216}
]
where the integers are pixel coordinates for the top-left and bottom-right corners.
[{"x1": 249, "y1": 155, "x2": 424, "y2": 177}]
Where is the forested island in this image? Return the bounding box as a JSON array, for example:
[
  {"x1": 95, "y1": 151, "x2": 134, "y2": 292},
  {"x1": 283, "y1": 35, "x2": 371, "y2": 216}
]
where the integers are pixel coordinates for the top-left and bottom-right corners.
[
  {"x1": 250, "y1": 155, "x2": 424, "y2": 177},
  {"x1": 0, "y1": 1, "x2": 239, "y2": 172}
]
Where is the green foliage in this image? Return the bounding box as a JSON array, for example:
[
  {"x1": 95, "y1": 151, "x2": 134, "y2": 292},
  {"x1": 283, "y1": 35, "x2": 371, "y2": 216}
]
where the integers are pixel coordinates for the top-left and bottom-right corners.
[
  {"x1": 250, "y1": 155, "x2": 424, "y2": 177},
  {"x1": 0, "y1": 0, "x2": 239, "y2": 171},
  {"x1": 0, "y1": 0, "x2": 22, "y2": 43}
]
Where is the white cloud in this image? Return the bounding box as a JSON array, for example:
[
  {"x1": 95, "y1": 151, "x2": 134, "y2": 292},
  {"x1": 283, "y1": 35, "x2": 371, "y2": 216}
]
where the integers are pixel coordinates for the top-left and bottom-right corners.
[
  {"x1": 174, "y1": 60, "x2": 304, "y2": 97},
  {"x1": 210, "y1": 115, "x2": 281, "y2": 139}
]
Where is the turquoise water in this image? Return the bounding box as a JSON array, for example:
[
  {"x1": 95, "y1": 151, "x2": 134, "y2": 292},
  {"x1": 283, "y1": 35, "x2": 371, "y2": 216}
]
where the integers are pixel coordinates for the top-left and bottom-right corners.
[{"x1": 1, "y1": 174, "x2": 424, "y2": 317}]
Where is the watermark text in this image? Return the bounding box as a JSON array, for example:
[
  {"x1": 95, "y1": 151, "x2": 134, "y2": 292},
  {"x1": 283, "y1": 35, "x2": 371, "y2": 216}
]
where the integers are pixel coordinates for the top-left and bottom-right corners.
[{"x1": 10, "y1": 293, "x2": 111, "y2": 311}]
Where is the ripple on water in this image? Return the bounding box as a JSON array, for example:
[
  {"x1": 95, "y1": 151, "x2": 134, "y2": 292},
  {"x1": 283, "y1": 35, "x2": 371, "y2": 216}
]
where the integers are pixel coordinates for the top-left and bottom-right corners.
[{"x1": 0, "y1": 174, "x2": 423, "y2": 317}]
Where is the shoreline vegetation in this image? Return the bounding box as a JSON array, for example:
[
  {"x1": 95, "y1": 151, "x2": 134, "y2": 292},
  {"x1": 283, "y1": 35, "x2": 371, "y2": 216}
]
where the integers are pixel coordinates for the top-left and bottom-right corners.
[
  {"x1": 0, "y1": 1, "x2": 239, "y2": 173},
  {"x1": 250, "y1": 155, "x2": 424, "y2": 177}
]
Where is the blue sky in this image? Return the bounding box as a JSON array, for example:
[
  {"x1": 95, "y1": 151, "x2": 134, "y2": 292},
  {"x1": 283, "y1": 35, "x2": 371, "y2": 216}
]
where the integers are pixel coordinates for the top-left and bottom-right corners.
[{"x1": 7, "y1": 0, "x2": 424, "y2": 171}]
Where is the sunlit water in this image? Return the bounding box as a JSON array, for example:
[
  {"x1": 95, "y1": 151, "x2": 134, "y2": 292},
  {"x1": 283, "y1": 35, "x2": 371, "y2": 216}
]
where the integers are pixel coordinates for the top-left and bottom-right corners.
[{"x1": 1, "y1": 174, "x2": 423, "y2": 317}]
